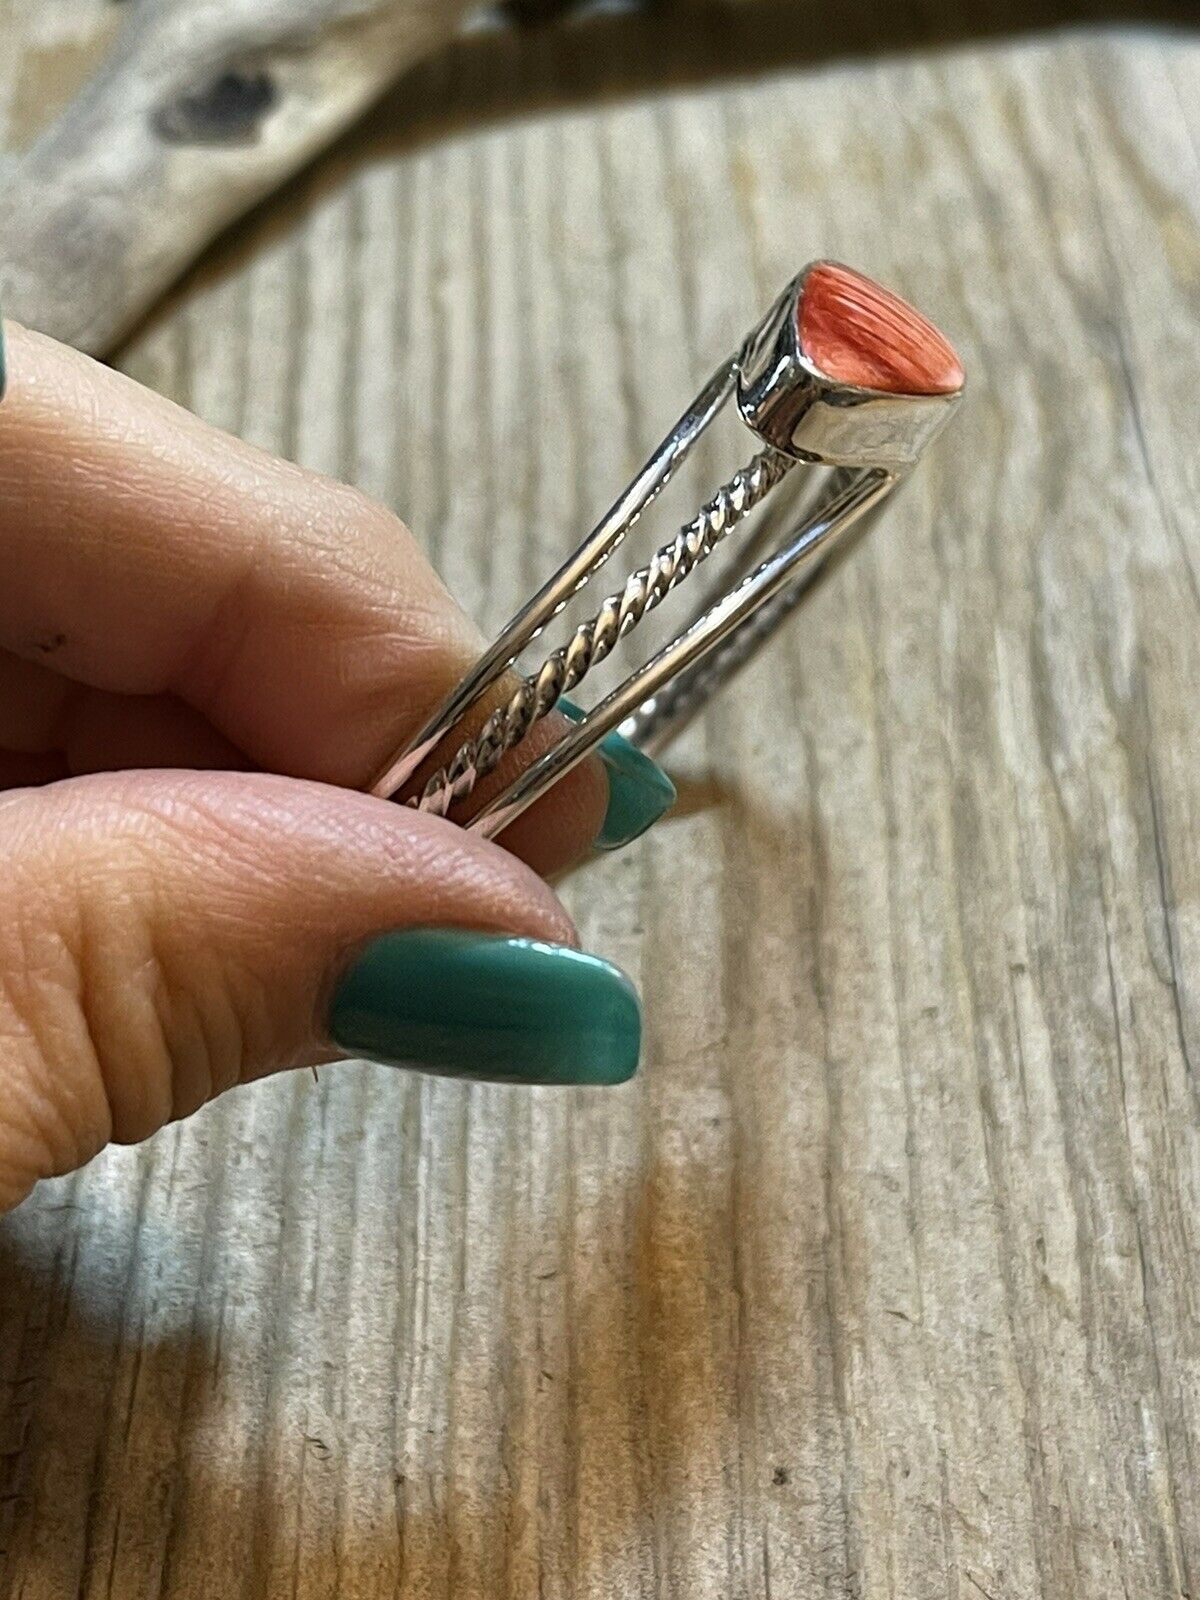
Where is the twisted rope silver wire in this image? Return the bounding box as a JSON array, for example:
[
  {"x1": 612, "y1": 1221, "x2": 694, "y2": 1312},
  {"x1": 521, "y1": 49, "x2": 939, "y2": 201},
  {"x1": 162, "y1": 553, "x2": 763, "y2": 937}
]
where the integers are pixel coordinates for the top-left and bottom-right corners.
[{"x1": 410, "y1": 448, "x2": 794, "y2": 816}]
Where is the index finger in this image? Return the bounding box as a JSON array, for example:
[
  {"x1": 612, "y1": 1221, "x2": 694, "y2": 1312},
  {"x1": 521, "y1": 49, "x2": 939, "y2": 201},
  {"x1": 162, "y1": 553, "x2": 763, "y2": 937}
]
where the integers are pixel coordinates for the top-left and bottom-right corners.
[{"x1": 0, "y1": 323, "x2": 609, "y2": 867}]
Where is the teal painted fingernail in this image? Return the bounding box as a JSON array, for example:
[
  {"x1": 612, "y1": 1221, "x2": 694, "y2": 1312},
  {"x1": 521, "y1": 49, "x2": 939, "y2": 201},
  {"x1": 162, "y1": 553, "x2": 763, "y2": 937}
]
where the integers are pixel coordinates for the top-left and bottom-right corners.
[
  {"x1": 560, "y1": 698, "x2": 676, "y2": 852},
  {"x1": 329, "y1": 929, "x2": 641, "y2": 1085}
]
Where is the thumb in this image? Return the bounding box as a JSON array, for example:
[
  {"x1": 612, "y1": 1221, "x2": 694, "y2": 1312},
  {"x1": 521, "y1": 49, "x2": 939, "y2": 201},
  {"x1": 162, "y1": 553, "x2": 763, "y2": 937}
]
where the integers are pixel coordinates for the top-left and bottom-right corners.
[{"x1": 0, "y1": 770, "x2": 641, "y2": 1211}]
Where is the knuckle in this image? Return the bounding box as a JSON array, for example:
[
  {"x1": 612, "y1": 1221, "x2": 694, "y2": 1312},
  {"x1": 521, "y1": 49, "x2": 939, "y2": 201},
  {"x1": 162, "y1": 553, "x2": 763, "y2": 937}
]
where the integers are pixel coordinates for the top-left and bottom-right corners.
[
  {"x1": 0, "y1": 937, "x2": 111, "y2": 1204},
  {"x1": 0, "y1": 807, "x2": 257, "y2": 1204}
]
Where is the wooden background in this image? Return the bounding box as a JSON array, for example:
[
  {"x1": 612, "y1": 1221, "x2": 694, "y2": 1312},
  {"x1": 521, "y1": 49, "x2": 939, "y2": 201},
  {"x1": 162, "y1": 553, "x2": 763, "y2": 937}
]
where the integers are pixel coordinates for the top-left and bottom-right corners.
[{"x1": 3, "y1": 2, "x2": 1200, "y2": 1595}]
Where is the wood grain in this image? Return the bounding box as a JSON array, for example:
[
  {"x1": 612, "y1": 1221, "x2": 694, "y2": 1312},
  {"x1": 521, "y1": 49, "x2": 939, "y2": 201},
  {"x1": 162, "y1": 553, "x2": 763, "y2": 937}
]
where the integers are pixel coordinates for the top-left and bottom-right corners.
[
  {"x1": 2, "y1": 4, "x2": 1200, "y2": 1596},
  {"x1": 0, "y1": 0, "x2": 474, "y2": 354}
]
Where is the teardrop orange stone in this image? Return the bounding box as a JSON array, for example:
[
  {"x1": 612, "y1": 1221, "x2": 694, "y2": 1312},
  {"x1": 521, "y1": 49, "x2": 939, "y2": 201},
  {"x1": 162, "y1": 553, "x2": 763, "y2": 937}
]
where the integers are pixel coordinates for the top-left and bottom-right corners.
[{"x1": 798, "y1": 262, "x2": 964, "y2": 396}]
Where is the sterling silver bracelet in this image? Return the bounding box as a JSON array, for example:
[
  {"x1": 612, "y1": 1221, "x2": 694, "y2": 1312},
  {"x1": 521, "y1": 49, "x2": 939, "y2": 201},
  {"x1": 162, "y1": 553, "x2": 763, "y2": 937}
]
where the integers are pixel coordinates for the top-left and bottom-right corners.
[{"x1": 369, "y1": 260, "x2": 965, "y2": 837}]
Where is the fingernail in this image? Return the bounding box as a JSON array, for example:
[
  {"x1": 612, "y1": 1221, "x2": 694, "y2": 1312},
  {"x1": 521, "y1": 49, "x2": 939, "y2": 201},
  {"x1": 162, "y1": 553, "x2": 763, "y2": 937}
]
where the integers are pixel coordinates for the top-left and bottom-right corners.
[
  {"x1": 560, "y1": 699, "x2": 676, "y2": 852},
  {"x1": 329, "y1": 929, "x2": 641, "y2": 1085}
]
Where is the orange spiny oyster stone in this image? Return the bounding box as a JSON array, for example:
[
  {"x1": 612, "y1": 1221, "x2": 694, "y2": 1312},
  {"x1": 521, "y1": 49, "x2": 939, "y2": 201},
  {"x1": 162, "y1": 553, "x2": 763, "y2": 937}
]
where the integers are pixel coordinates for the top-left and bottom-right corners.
[{"x1": 797, "y1": 262, "x2": 964, "y2": 396}]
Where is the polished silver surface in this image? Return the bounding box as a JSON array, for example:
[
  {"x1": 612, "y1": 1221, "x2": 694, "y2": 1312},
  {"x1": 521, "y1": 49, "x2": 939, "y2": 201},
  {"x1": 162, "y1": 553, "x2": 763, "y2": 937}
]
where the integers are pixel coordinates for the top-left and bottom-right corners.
[
  {"x1": 367, "y1": 357, "x2": 739, "y2": 800},
  {"x1": 614, "y1": 472, "x2": 883, "y2": 756},
  {"x1": 410, "y1": 449, "x2": 794, "y2": 817},
  {"x1": 471, "y1": 465, "x2": 892, "y2": 839},
  {"x1": 370, "y1": 263, "x2": 965, "y2": 831},
  {"x1": 736, "y1": 266, "x2": 961, "y2": 471}
]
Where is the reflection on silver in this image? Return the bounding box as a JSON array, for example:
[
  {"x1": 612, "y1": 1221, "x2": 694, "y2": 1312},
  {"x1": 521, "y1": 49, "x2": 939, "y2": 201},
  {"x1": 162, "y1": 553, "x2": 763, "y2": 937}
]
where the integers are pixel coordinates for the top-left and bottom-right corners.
[{"x1": 368, "y1": 262, "x2": 965, "y2": 838}]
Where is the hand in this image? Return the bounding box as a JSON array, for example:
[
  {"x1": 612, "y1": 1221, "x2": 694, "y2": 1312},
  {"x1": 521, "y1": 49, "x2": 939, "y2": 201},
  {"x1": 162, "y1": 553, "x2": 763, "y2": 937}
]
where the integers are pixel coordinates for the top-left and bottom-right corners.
[{"x1": 0, "y1": 324, "x2": 670, "y2": 1213}]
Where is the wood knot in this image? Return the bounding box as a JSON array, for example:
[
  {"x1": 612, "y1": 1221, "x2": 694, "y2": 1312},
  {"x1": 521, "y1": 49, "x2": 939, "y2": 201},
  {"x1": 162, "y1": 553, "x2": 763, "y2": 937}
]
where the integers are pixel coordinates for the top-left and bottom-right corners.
[{"x1": 153, "y1": 68, "x2": 278, "y2": 147}]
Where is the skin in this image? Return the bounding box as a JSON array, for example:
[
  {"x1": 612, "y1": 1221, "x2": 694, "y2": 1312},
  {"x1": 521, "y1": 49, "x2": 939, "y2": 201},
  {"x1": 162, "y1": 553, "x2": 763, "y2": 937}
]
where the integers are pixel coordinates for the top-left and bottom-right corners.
[{"x1": 0, "y1": 323, "x2": 608, "y2": 1213}]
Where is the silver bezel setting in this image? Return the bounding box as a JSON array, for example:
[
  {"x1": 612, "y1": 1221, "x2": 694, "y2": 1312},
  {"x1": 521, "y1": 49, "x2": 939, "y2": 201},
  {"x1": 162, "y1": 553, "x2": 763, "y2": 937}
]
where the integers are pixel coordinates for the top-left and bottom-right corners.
[{"x1": 736, "y1": 264, "x2": 963, "y2": 471}]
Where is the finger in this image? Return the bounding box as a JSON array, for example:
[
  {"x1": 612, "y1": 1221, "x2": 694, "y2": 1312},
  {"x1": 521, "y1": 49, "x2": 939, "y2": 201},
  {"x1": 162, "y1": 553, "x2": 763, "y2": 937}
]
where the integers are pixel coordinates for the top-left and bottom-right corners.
[
  {"x1": 0, "y1": 323, "x2": 475, "y2": 743},
  {"x1": 57, "y1": 688, "x2": 609, "y2": 879},
  {"x1": 0, "y1": 770, "x2": 641, "y2": 1213},
  {"x1": 0, "y1": 654, "x2": 602, "y2": 872},
  {"x1": 0, "y1": 649, "x2": 250, "y2": 785},
  {"x1": 0, "y1": 324, "x2": 616, "y2": 871},
  {"x1": 0, "y1": 651, "x2": 628, "y2": 876}
]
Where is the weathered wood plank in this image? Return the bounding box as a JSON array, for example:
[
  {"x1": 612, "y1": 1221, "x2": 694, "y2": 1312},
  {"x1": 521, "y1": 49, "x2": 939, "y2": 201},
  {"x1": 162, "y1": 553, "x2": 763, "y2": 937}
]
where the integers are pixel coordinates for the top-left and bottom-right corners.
[
  {"x1": 0, "y1": 0, "x2": 474, "y2": 353},
  {"x1": 2, "y1": 8, "x2": 1199, "y2": 1598}
]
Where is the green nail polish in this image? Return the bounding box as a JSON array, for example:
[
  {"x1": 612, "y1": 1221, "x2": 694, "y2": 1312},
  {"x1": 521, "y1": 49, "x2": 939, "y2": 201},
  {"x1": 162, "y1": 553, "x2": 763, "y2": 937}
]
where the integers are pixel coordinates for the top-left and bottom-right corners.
[
  {"x1": 560, "y1": 699, "x2": 676, "y2": 852},
  {"x1": 329, "y1": 929, "x2": 641, "y2": 1085}
]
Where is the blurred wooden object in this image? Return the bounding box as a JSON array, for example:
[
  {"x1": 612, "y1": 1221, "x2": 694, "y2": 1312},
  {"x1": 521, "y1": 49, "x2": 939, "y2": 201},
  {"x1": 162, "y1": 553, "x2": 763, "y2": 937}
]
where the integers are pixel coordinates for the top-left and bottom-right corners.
[
  {"x1": 2, "y1": 3, "x2": 1200, "y2": 1597},
  {"x1": 0, "y1": 0, "x2": 474, "y2": 352}
]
